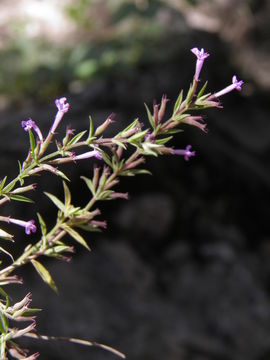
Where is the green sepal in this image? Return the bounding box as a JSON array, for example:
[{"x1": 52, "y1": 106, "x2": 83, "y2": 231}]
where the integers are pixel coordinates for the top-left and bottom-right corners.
[{"x1": 31, "y1": 259, "x2": 58, "y2": 293}]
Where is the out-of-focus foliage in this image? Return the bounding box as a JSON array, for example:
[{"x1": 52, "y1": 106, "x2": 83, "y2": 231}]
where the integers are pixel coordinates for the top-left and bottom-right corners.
[{"x1": 0, "y1": 0, "x2": 268, "y2": 104}]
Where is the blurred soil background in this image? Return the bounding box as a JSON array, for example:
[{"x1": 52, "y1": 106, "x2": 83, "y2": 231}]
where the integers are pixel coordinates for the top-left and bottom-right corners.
[{"x1": 0, "y1": 0, "x2": 270, "y2": 359}]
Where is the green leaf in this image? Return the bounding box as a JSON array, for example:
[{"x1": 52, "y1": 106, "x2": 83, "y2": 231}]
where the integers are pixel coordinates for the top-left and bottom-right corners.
[
  {"x1": 44, "y1": 192, "x2": 65, "y2": 213},
  {"x1": 88, "y1": 115, "x2": 94, "y2": 139},
  {"x1": 121, "y1": 118, "x2": 139, "y2": 133},
  {"x1": 185, "y1": 83, "x2": 194, "y2": 106},
  {"x1": 0, "y1": 247, "x2": 14, "y2": 262},
  {"x1": 144, "y1": 103, "x2": 155, "y2": 129},
  {"x1": 9, "y1": 194, "x2": 34, "y2": 203},
  {"x1": 81, "y1": 176, "x2": 95, "y2": 195},
  {"x1": 0, "y1": 177, "x2": 7, "y2": 192},
  {"x1": 55, "y1": 169, "x2": 70, "y2": 182},
  {"x1": 63, "y1": 182, "x2": 71, "y2": 208},
  {"x1": 61, "y1": 224, "x2": 90, "y2": 251},
  {"x1": 101, "y1": 151, "x2": 112, "y2": 167},
  {"x1": 37, "y1": 213, "x2": 47, "y2": 238},
  {"x1": 172, "y1": 113, "x2": 191, "y2": 122},
  {"x1": 67, "y1": 130, "x2": 87, "y2": 146},
  {"x1": 0, "y1": 313, "x2": 9, "y2": 334},
  {"x1": 111, "y1": 139, "x2": 127, "y2": 149},
  {"x1": 197, "y1": 81, "x2": 208, "y2": 98},
  {"x1": 155, "y1": 136, "x2": 173, "y2": 145},
  {"x1": 128, "y1": 130, "x2": 148, "y2": 144},
  {"x1": 0, "y1": 229, "x2": 13, "y2": 241},
  {"x1": 31, "y1": 259, "x2": 58, "y2": 293},
  {"x1": 173, "y1": 89, "x2": 183, "y2": 114},
  {"x1": 98, "y1": 190, "x2": 113, "y2": 200},
  {"x1": 121, "y1": 169, "x2": 152, "y2": 176},
  {"x1": 28, "y1": 129, "x2": 36, "y2": 161}
]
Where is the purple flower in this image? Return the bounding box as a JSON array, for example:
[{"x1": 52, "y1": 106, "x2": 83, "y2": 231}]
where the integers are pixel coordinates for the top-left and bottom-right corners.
[
  {"x1": 181, "y1": 116, "x2": 208, "y2": 133},
  {"x1": 55, "y1": 97, "x2": 70, "y2": 113},
  {"x1": 191, "y1": 47, "x2": 210, "y2": 81},
  {"x1": 73, "y1": 149, "x2": 102, "y2": 161},
  {"x1": 214, "y1": 75, "x2": 244, "y2": 97},
  {"x1": 50, "y1": 97, "x2": 70, "y2": 134},
  {"x1": 21, "y1": 118, "x2": 43, "y2": 143},
  {"x1": 9, "y1": 218, "x2": 37, "y2": 235},
  {"x1": 173, "y1": 145, "x2": 196, "y2": 161}
]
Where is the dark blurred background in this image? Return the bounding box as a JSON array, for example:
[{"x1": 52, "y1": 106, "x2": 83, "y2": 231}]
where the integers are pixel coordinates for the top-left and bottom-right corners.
[{"x1": 0, "y1": 0, "x2": 270, "y2": 359}]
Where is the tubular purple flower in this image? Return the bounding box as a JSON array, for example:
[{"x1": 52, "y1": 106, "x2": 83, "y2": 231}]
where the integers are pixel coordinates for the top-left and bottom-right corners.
[
  {"x1": 21, "y1": 119, "x2": 43, "y2": 143},
  {"x1": 181, "y1": 116, "x2": 208, "y2": 133},
  {"x1": 214, "y1": 75, "x2": 244, "y2": 98},
  {"x1": 9, "y1": 218, "x2": 37, "y2": 235},
  {"x1": 73, "y1": 149, "x2": 103, "y2": 161},
  {"x1": 51, "y1": 97, "x2": 70, "y2": 134},
  {"x1": 191, "y1": 47, "x2": 210, "y2": 81},
  {"x1": 173, "y1": 145, "x2": 196, "y2": 161}
]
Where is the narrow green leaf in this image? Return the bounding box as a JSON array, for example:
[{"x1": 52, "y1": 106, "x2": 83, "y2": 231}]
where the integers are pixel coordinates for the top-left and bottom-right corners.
[
  {"x1": 28, "y1": 129, "x2": 36, "y2": 161},
  {"x1": 128, "y1": 130, "x2": 148, "y2": 144},
  {"x1": 121, "y1": 169, "x2": 152, "y2": 176},
  {"x1": 81, "y1": 176, "x2": 95, "y2": 195},
  {"x1": 67, "y1": 130, "x2": 87, "y2": 146},
  {"x1": 172, "y1": 113, "x2": 190, "y2": 122},
  {"x1": 63, "y1": 182, "x2": 71, "y2": 208},
  {"x1": 9, "y1": 194, "x2": 34, "y2": 203},
  {"x1": 0, "y1": 229, "x2": 14, "y2": 241},
  {"x1": 186, "y1": 83, "x2": 194, "y2": 106},
  {"x1": 31, "y1": 259, "x2": 58, "y2": 293},
  {"x1": 0, "y1": 177, "x2": 7, "y2": 192},
  {"x1": 155, "y1": 136, "x2": 173, "y2": 145},
  {"x1": 44, "y1": 192, "x2": 65, "y2": 212},
  {"x1": 121, "y1": 118, "x2": 139, "y2": 133},
  {"x1": 2, "y1": 179, "x2": 17, "y2": 193},
  {"x1": 0, "y1": 313, "x2": 8, "y2": 334},
  {"x1": 101, "y1": 151, "x2": 112, "y2": 167},
  {"x1": 0, "y1": 247, "x2": 14, "y2": 262},
  {"x1": 111, "y1": 139, "x2": 127, "y2": 149},
  {"x1": 144, "y1": 103, "x2": 155, "y2": 129},
  {"x1": 97, "y1": 190, "x2": 113, "y2": 200},
  {"x1": 89, "y1": 115, "x2": 94, "y2": 138},
  {"x1": 173, "y1": 89, "x2": 183, "y2": 114},
  {"x1": 55, "y1": 169, "x2": 70, "y2": 182},
  {"x1": 197, "y1": 81, "x2": 208, "y2": 98},
  {"x1": 61, "y1": 224, "x2": 91, "y2": 251},
  {"x1": 37, "y1": 213, "x2": 47, "y2": 238}
]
